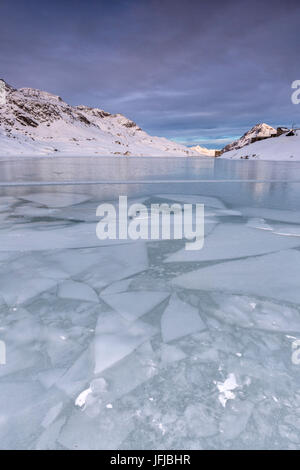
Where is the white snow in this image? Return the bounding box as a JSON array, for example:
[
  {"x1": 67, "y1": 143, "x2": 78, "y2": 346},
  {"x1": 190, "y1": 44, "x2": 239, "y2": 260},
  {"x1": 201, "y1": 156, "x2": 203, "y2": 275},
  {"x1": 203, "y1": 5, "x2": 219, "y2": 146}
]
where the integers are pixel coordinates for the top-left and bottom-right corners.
[
  {"x1": 222, "y1": 123, "x2": 276, "y2": 153},
  {"x1": 217, "y1": 373, "x2": 238, "y2": 407},
  {"x1": 190, "y1": 145, "x2": 216, "y2": 157},
  {"x1": 221, "y1": 130, "x2": 300, "y2": 161},
  {"x1": 75, "y1": 388, "x2": 92, "y2": 408},
  {"x1": 0, "y1": 81, "x2": 198, "y2": 157}
]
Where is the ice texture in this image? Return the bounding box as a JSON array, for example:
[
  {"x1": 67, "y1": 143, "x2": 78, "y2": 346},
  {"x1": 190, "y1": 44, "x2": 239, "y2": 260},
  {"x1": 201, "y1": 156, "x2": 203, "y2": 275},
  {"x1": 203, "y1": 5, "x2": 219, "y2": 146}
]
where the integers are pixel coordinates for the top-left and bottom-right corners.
[
  {"x1": 165, "y1": 223, "x2": 300, "y2": 263},
  {"x1": 1, "y1": 184, "x2": 300, "y2": 450},
  {"x1": 156, "y1": 194, "x2": 226, "y2": 209},
  {"x1": 94, "y1": 312, "x2": 157, "y2": 374},
  {"x1": 161, "y1": 294, "x2": 206, "y2": 342},
  {"x1": 58, "y1": 281, "x2": 99, "y2": 303},
  {"x1": 240, "y1": 207, "x2": 300, "y2": 224},
  {"x1": 173, "y1": 249, "x2": 300, "y2": 305},
  {"x1": 100, "y1": 291, "x2": 169, "y2": 322},
  {"x1": 20, "y1": 192, "x2": 92, "y2": 208}
]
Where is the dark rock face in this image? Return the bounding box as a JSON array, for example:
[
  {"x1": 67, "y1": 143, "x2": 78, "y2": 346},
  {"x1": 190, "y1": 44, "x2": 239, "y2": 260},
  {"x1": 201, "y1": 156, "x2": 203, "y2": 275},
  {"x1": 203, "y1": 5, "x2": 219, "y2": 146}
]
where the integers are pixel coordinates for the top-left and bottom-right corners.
[
  {"x1": 122, "y1": 120, "x2": 137, "y2": 128},
  {"x1": 0, "y1": 83, "x2": 114, "y2": 131},
  {"x1": 15, "y1": 113, "x2": 38, "y2": 128},
  {"x1": 222, "y1": 123, "x2": 277, "y2": 153}
]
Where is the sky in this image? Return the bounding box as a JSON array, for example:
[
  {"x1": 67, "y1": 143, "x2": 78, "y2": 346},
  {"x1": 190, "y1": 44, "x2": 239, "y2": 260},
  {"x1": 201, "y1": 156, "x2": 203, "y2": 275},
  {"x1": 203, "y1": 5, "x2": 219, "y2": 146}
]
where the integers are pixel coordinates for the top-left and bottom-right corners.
[{"x1": 1, "y1": 0, "x2": 300, "y2": 148}]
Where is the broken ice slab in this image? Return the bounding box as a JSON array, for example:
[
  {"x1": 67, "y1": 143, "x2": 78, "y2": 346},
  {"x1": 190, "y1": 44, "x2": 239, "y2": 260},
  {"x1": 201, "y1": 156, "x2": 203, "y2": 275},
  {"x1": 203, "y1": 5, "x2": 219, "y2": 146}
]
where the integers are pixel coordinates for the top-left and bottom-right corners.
[
  {"x1": 155, "y1": 194, "x2": 226, "y2": 209},
  {"x1": 0, "y1": 253, "x2": 67, "y2": 305},
  {"x1": 58, "y1": 407, "x2": 134, "y2": 450},
  {"x1": 173, "y1": 249, "x2": 300, "y2": 305},
  {"x1": 165, "y1": 223, "x2": 300, "y2": 263},
  {"x1": 35, "y1": 417, "x2": 66, "y2": 450},
  {"x1": 37, "y1": 368, "x2": 66, "y2": 389},
  {"x1": 246, "y1": 218, "x2": 273, "y2": 231},
  {"x1": 100, "y1": 278, "x2": 132, "y2": 295},
  {"x1": 0, "y1": 382, "x2": 65, "y2": 449},
  {"x1": 273, "y1": 225, "x2": 300, "y2": 237},
  {"x1": 160, "y1": 344, "x2": 187, "y2": 364},
  {"x1": 58, "y1": 280, "x2": 99, "y2": 303},
  {"x1": 239, "y1": 207, "x2": 300, "y2": 224},
  {"x1": 42, "y1": 243, "x2": 147, "y2": 282},
  {"x1": 100, "y1": 291, "x2": 169, "y2": 322},
  {"x1": 81, "y1": 243, "x2": 148, "y2": 289},
  {"x1": 161, "y1": 294, "x2": 206, "y2": 342},
  {"x1": 41, "y1": 402, "x2": 64, "y2": 428},
  {"x1": 209, "y1": 294, "x2": 300, "y2": 333},
  {"x1": 213, "y1": 209, "x2": 242, "y2": 217},
  {"x1": 56, "y1": 346, "x2": 95, "y2": 397},
  {"x1": 94, "y1": 311, "x2": 157, "y2": 374},
  {"x1": 184, "y1": 403, "x2": 218, "y2": 437},
  {"x1": 20, "y1": 191, "x2": 92, "y2": 208},
  {"x1": 84, "y1": 341, "x2": 158, "y2": 408},
  {"x1": 219, "y1": 399, "x2": 254, "y2": 441},
  {"x1": 0, "y1": 221, "x2": 134, "y2": 251},
  {"x1": 13, "y1": 204, "x2": 57, "y2": 218}
]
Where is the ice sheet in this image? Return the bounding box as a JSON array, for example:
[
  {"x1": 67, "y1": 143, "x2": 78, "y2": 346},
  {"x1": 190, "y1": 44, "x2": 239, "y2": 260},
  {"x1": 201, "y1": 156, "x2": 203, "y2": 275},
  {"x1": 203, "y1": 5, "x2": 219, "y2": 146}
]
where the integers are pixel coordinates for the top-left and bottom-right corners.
[
  {"x1": 173, "y1": 249, "x2": 300, "y2": 305},
  {"x1": 161, "y1": 295, "x2": 206, "y2": 342},
  {"x1": 58, "y1": 280, "x2": 99, "y2": 303},
  {"x1": 165, "y1": 223, "x2": 300, "y2": 263},
  {"x1": 0, "y1": 222, "x2": 133, "y2": 251},
  {"x1": 100, "y1": 291, "x2": 169, "y2": 322},
  {"x1": 156, "y1": 194, "x2": 226, "y2": 209},
  {"x1": 94, "y1": 312, "x2": 157, "y2": 374},
  {"x1": 100, "y1": 278, "x2": 132, "y2": 295},
  {"x1": 0, "y1": 254, "x2": 66, "y2": 305},
  {"x1": 210, "y1": 293, "x2": 300, "y2": 332},
  {"x1": 58, "y1": 407, "x2": 134, "y2": 450},
  {"x1": 240, "y1": 207, "x2": 300, "y2": 224},
  {"x1": 20, "y1": 192, "x2": 92, "y2": 208}
]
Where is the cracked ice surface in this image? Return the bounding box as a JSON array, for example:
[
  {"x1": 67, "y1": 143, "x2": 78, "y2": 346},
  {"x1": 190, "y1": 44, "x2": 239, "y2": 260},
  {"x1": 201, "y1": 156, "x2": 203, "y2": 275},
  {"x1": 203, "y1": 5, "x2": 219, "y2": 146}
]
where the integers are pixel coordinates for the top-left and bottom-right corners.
[{"x1": 0, "y1": 189, "x2": 300, "y2": 450}]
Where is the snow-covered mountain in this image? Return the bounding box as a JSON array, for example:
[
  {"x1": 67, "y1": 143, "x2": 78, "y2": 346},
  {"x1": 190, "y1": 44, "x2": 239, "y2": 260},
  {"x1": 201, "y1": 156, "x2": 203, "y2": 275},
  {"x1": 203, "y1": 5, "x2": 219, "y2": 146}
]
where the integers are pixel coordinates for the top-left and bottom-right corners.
[
  {"x1": 222, "y1": 123, "x2": 277, "y2": 153},
  {"x1": 190, "y1": 145, "x2": 216, "y2": 157},
  {"x1": 0, "y1": 80, "x2": 198, "y2": 157},
  {"x1": 220, "y1": 129, "x2": 300, "y2": 161}
]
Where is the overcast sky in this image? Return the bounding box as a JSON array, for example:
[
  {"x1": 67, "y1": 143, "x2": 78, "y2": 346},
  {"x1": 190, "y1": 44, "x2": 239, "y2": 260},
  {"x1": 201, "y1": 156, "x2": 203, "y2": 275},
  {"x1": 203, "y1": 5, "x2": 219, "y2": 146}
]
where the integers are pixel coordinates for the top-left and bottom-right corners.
[{"x1": 1, "y1": 0, "x2": 300, "y2": 148}]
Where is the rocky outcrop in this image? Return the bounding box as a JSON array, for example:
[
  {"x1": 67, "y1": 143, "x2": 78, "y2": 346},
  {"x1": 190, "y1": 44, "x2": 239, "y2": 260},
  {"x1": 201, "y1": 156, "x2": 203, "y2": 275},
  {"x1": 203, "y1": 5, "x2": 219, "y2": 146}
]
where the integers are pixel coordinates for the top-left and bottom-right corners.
[{"x1": 0, "y1": 79, "x2": 197, "y2": 157}]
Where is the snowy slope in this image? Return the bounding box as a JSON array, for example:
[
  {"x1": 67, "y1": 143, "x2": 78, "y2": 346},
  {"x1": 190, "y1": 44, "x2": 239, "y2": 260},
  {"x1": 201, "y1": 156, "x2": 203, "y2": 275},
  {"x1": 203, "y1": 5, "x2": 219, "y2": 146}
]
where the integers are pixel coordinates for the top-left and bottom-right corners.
[
  {"x1": 0, "y1": 80, "x2": 198, "y2": 157},
  {"x1": 190, "y1": 145, "x2": 216, "y2": 157},
  {"x1": 222, "y1": 123, "x2": 277, "y2": 153},
  {"x1": 221, "y1": 131, "x2": 300, "y2": 161}
]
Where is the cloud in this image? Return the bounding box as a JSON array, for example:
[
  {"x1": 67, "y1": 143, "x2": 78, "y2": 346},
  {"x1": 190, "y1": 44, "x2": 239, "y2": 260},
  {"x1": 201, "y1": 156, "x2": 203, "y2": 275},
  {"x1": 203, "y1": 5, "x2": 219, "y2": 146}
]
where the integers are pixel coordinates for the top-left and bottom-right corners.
[{"x1": 1, "y1": 0, "x2": 300, "y2": 147}]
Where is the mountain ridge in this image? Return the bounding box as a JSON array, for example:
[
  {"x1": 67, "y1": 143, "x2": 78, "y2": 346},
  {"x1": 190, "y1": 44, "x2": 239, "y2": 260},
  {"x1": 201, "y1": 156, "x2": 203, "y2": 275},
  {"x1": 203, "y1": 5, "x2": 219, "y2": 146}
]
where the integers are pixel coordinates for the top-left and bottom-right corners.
[{"x1": 0, "y1": 80, "x2": 198, "y2": 157}]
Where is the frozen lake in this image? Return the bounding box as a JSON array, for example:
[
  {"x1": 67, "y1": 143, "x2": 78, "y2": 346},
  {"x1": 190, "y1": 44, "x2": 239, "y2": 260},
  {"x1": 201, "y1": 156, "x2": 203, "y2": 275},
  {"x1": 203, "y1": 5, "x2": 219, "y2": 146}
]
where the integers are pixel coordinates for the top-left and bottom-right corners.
[{"x1": 0, "y1": 156, "x2": 300, "y2": 449}]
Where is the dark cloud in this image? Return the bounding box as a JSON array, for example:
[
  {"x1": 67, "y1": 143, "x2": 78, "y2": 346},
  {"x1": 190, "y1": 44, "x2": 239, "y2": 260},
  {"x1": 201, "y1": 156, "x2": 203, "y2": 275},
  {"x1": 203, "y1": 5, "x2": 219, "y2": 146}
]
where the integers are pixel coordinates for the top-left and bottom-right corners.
[{"x1": 1, "y1": 0, "x2": 300, "y2": 147}]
